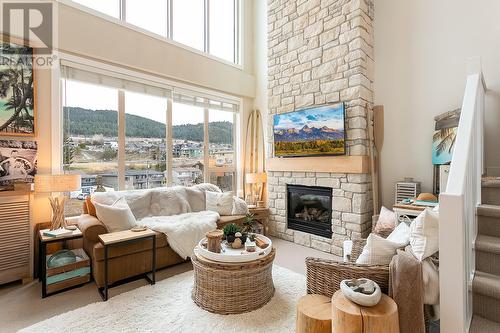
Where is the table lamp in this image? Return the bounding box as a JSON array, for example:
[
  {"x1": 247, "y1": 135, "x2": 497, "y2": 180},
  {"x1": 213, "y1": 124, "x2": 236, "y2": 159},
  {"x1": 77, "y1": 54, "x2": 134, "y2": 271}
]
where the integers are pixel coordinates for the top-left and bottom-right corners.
[
  {"x1": 35, "y1": 174, "x2": 81, "y2": 230},
  {"x1": 246, "y1": 172, "x2": 267, "y2": 208}
]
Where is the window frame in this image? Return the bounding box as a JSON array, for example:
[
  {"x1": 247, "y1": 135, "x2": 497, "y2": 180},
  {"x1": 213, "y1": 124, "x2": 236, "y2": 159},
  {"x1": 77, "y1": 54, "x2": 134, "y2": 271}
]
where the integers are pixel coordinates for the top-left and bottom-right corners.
[
  {"x1": 62, "y1": 0, "x2": 241, "y2": 66},
  {"x1": 55, "y1": 54, "x2": 241, "y2": 197}
]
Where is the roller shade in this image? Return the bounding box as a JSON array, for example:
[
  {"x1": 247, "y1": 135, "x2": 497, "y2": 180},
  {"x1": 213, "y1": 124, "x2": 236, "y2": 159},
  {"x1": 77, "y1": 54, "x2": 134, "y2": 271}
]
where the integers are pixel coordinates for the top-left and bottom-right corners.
[{"x1": 61, "y1": 61, "x2": 240, "y2": 113}]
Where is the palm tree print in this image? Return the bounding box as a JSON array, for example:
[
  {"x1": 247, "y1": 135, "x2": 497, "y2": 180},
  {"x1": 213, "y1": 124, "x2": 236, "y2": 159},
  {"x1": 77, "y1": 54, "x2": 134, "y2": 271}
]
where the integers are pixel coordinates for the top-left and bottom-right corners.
[{"x1": 0, "y1": 43, "x2": 34, "y2": 135}]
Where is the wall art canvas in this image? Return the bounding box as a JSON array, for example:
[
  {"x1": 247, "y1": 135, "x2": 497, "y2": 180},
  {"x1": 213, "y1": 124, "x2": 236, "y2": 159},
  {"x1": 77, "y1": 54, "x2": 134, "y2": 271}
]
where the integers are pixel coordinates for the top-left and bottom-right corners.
[
  {"x1": 432, "y1": 126, "x2": 457, "y2": 165},
  {"x1": 0, "y1": 140, "x2": 37, "y2": 188},
  {"x1": 0, "y1": 43, "x2": 35, "y2": 136},
  {"x1": 273, "y1": 103, "x2": 345, "y2": 157}
]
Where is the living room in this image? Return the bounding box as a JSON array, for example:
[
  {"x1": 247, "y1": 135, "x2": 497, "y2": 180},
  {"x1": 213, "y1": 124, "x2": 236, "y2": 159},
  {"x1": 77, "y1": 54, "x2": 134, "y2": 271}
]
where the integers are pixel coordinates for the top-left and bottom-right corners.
[{"x1": 1, "y1": 0, "x2": 500, "y2": 332}]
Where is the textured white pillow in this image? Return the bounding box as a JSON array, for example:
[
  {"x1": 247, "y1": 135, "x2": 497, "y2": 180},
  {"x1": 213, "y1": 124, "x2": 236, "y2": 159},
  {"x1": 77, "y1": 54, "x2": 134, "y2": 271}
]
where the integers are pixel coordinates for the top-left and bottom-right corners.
[
  {"x1": 206, "y1": 191, "x2": 233, "y2": 216},
  {"x1": 410, "y1": 208, "x2": 439, "y2": 261},
  {"x1": 232, "y1": 196, "x2": 249, "y2": 215},
  {"x1": 387, "y1": 221, "x2": 411, "y2": 247},
  {"x1": 355, "y1": 233, "x2": 402, "y2": 265},
  {"x1": 94, "y1": 197, "x2": 137, "y2": 233}
]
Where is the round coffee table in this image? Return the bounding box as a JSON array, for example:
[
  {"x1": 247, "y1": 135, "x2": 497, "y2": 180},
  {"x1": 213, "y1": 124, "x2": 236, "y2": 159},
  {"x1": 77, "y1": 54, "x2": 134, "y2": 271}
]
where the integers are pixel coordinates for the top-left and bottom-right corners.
[{"x1": 191, "y1": 247, "x2": 276, "y2": 314}]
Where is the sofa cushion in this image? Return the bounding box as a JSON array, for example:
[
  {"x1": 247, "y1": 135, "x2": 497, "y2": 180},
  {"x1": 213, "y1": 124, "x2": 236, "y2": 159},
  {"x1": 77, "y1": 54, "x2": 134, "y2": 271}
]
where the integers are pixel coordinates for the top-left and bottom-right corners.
[
  {"x1": 94, "y1": 197, "x2": 137, "y2": 233},
  {"x1": 150, "y1": 187, "x2": 192, "y2": 216},
  {"x1": 355, "y1": 233, "x2": 402, "y2": 265},
  {"x1": 184, "y1": 186, "x2": 207, "y2": 212},
  {"x1": 206, "y1": 191, "x2": 233, "y2": 216},
  {"x1": 232, "y1": 196, "x2": 249, "y2": 215},
  {"x1": 193, "y1": 183, "x2": 222, "y2": 193},
  {"x1": 92, "y1": 189, "x2": 152, "y2": 220},
  {"x1": 85, "y1": 197, "x2": 97, "y2": 217}
]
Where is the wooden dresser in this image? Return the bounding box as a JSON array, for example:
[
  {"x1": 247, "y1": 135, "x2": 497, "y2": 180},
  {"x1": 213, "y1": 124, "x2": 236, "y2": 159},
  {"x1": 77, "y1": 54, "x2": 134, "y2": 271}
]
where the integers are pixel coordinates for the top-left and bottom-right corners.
[{"x1": 0, "y1": 191, "x2": 32, "y2": 284}]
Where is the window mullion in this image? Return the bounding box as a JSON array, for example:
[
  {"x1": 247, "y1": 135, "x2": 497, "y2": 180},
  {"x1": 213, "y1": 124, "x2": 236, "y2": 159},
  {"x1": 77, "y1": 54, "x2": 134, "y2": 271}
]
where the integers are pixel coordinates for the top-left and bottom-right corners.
[
  {"x1": 118, "y1": 89, "x2": 126, "y2": 190},
  {"x1": 203, "y1": 105, "x2": 210, "y2": 183},
  {"x1": 166, "y1": 96, "x2": 173, "y2": 186},
  {"x1": 120, "y1": 0, "x2": 126, "y2": 21},
  {"x1": 205, "y1": 0, "x2": 209, "y2": 53}
]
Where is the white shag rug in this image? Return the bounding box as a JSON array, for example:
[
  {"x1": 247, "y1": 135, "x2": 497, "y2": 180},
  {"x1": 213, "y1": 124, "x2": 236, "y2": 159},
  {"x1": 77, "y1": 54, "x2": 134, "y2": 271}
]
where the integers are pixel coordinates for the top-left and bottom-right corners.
[{"x1": 19, "y1": 265, "x2": 305, "y2": 333}]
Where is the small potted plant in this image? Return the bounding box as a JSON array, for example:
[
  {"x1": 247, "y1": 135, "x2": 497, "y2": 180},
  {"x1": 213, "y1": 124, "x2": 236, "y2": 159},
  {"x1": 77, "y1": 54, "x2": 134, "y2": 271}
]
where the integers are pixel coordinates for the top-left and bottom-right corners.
[
  {"x1": 223, "y1": 223, "x2": 240, "y2": 243},
  {"x1": 242, "y1": 213, "x2": 255, "y2": 233}
]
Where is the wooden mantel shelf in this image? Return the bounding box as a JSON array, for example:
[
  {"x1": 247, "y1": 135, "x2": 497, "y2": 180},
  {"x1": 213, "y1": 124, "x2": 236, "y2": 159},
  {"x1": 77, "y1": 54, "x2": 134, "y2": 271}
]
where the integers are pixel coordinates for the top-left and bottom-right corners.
[{"x1": 266, "y1": 155, "x2": 370, "y2": 174}]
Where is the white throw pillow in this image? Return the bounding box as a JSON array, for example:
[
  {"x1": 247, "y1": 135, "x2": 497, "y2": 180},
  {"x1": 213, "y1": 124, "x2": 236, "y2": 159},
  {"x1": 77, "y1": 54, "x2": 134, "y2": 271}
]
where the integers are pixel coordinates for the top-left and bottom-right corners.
[
  {"x1": 232, "y1": 196, "x2": 249, "y2": 215},
  {"x1": 206, "y1": 191, "x2": 233, "y2": 216},
  {"x1": 387, "y1": 222, "x2": 411, "y2": 247},
  {"x1": 410, "y1": 208, "x2": 439, "y2": 261},
  {"x1": 94, "y1": 197, "x2": 137, "y2": 233},
  {"x1": 355, "y1": 233, "x2": 402, "y2": 265}
]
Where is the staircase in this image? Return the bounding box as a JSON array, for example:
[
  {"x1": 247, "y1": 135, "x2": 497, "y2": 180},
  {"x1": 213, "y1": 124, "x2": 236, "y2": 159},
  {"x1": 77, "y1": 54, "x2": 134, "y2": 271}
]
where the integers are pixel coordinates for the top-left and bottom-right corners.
[{"x1": 471, "y1": 177, "x2": 500, "y2": 332}]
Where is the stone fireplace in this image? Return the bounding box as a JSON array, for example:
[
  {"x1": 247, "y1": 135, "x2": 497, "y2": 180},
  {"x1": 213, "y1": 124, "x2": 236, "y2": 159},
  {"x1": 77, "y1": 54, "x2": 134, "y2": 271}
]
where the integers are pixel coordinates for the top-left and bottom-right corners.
[{"x1": 266, "y1": 0, "x2": 375, "y2": 256}]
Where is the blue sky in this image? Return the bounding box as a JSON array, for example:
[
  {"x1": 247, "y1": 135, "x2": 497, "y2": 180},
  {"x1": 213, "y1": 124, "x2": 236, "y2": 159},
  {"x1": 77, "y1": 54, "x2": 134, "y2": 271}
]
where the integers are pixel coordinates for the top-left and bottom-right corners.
[{"x1": 273, "y1": 104, "x2": 344, "y2": 130}]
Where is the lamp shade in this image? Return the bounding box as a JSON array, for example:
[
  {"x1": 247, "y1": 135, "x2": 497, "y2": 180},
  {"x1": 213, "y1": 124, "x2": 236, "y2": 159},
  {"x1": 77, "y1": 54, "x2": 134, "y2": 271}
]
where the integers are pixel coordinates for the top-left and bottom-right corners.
[
  {"x1": 246, "y1": 172, "x2": 267, "y2": 184},
  {"x1": 34, "y1": 174, "x2": 81, "y2": 193}
]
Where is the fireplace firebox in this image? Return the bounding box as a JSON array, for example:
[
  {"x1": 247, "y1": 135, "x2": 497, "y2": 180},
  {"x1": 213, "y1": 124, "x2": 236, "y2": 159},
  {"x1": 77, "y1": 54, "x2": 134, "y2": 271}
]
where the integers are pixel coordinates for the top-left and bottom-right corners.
[{"x1": 287, "y1": 184, "x2": 333, "y2": 238}]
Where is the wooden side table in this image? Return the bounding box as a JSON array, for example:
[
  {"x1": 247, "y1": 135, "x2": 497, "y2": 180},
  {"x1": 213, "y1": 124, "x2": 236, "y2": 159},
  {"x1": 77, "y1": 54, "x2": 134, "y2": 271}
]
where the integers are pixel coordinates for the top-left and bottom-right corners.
[
  {"x1": 296, "y1": 294, "x2": 332, "y2": 333},
  {"x1": 38, "y1": 228, "x2": 84, "y2": 298},
  {"x1": 249, "y1": 207, "x2": 270, "y2": 236},
  {"x1": 97, "y1": 229, "x2": 156, "y2": 301},
  {"x1": 332, "y1": 290, "x2": 399, "y2": 333}
]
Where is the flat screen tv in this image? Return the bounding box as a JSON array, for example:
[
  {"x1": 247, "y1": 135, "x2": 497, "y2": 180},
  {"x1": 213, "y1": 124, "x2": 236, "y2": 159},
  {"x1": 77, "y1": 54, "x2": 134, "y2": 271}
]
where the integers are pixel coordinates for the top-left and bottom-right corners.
[{"x1": 273, "y1": 103, "x2": 345, "y2": 157}]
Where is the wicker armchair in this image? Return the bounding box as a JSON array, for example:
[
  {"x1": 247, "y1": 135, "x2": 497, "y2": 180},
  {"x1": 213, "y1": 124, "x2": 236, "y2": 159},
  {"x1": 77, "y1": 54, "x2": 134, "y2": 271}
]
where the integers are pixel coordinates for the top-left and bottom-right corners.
[{"x1": 305, "y1": 238, "x2": 390, "y2": 298}]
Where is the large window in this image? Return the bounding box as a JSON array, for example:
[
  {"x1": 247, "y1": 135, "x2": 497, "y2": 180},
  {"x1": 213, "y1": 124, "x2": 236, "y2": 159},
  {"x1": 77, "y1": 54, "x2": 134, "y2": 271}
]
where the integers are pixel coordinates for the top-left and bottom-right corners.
[
  {"x1": 125, "y1": 0, "x2": 168, "y2": 36},
  {"x1": 62, "y1": 79, "x2": 119, "y2": 216},
  {"x1": 71, "y1": 0, "x2": 120, "y2": 18},
  {"x1": 61, "y1": 65, "x2": 240, "y2": 215},
  {"x1": 125, "y1": 91, "x2": 168, "y2": 190},
  {"x1": 208, "y1": 109, "x2": 235, "y2": 191},
  {"x1": 172, "y1": 0, "x2": 205, "y2": 51},
  {"x1": 209, "y1": 0, "x2": 236, "y2": 62},
  {"x1": 172, "y1": 103, "x2": 205, "y2": 186},
  {"x1": 70, "y1": 0, "x2": 240, "y2": 64}
]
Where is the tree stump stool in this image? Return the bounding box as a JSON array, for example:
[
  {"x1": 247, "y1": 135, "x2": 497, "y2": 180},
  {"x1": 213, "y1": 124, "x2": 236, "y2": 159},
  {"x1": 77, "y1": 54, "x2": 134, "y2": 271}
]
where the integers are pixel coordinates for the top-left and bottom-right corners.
[
  {"x1": 332, "y1": 290, "x2": 399, "y2": 333},
  {"x1": 296, "y1": 294, "x2": 332, "y2": 333}
]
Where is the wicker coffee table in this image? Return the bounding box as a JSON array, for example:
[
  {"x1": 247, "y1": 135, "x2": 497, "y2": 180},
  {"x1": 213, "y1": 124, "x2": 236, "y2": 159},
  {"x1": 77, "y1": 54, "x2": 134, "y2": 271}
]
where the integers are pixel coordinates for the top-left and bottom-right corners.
[{"x1": 191, "y1": 247, "x2": 276, "y2": 314}]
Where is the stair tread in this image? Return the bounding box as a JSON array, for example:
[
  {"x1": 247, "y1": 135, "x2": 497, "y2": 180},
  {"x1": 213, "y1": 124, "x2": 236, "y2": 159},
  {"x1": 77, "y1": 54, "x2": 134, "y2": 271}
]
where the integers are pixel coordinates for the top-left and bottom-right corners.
[
  {"x1": 483, "y1": 177, "x2": 500, "y2": 188},
  {"x1": 473, "y1": 271, "x2": 500, "y2": 299},
  {"x1": 478, "y1": 204, "x2": 500, "y2": 218},
  {"x1": 476, "y1": 235, "x2": 500, "y2": 254},
  {"x1": 470, "y1": 315, "x2": 500, "y2": 332}
]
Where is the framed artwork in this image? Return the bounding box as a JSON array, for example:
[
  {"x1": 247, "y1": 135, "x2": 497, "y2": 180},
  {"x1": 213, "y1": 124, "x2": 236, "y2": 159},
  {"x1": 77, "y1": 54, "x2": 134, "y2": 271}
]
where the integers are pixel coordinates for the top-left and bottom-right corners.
[
  {"x1": 0, "y1": 42, "x2": 36, "y2": 136},
  {"x1": 0, "y1": 140, "x2": 37, "y2": 189},
  {"x1": 432, "y1": 126, "x2": 457, "y2": 165}
]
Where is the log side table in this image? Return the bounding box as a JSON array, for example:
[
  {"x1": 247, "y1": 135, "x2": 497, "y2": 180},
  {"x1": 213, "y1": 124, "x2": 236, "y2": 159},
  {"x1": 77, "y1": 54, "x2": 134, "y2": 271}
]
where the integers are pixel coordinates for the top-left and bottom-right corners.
[{"x1": 332, "y1": 290, "x2": 399, "y2": 333}]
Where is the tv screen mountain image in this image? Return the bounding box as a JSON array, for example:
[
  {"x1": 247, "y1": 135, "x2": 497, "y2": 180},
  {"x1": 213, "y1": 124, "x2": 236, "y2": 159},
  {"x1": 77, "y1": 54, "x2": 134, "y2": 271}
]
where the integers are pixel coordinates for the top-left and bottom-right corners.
[{"x1": 273, "y1": 103, "x2": 345, "y2": 157}]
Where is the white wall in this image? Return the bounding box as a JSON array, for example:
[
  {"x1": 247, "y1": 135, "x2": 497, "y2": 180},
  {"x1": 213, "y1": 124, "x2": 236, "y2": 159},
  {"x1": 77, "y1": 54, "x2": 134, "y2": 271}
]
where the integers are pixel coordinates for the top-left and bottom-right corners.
[{"x1": 374, "y1": 0, "x2": 500, "y2": 208}]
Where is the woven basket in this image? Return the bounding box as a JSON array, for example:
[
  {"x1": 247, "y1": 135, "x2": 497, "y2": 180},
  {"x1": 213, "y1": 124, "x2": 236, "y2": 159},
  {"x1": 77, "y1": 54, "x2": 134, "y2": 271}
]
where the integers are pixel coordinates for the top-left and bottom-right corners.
[
  {"x1": 191, "y1": 248, "x2": 276, "y2": 314},
  {"x1": 306, "y1": 239, "x2": 389, "y2": 298}
]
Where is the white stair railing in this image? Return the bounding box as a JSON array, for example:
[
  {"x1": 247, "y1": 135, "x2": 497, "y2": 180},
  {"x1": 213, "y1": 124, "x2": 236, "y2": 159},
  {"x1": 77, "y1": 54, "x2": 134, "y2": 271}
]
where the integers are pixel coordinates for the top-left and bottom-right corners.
[{"x1": 439, "y1": 63, "x2": 486, "y2": 333}]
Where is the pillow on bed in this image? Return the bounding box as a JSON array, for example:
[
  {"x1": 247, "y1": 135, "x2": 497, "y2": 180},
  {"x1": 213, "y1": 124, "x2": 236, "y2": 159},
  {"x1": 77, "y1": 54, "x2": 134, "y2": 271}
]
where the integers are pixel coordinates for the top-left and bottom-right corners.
[
  {"x1": 206, "y1": 191, "x2": 233, "y2": 216},
  {"x1": 94, "y1": 197, "x2": 137, "y2": 233}
]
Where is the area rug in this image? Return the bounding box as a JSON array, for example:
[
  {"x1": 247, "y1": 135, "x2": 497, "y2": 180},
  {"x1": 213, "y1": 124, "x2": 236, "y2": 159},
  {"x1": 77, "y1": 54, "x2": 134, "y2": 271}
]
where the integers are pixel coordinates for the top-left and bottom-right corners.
[{"x1": 19, "y1": 265, "x2": 306, "y2": 333}]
